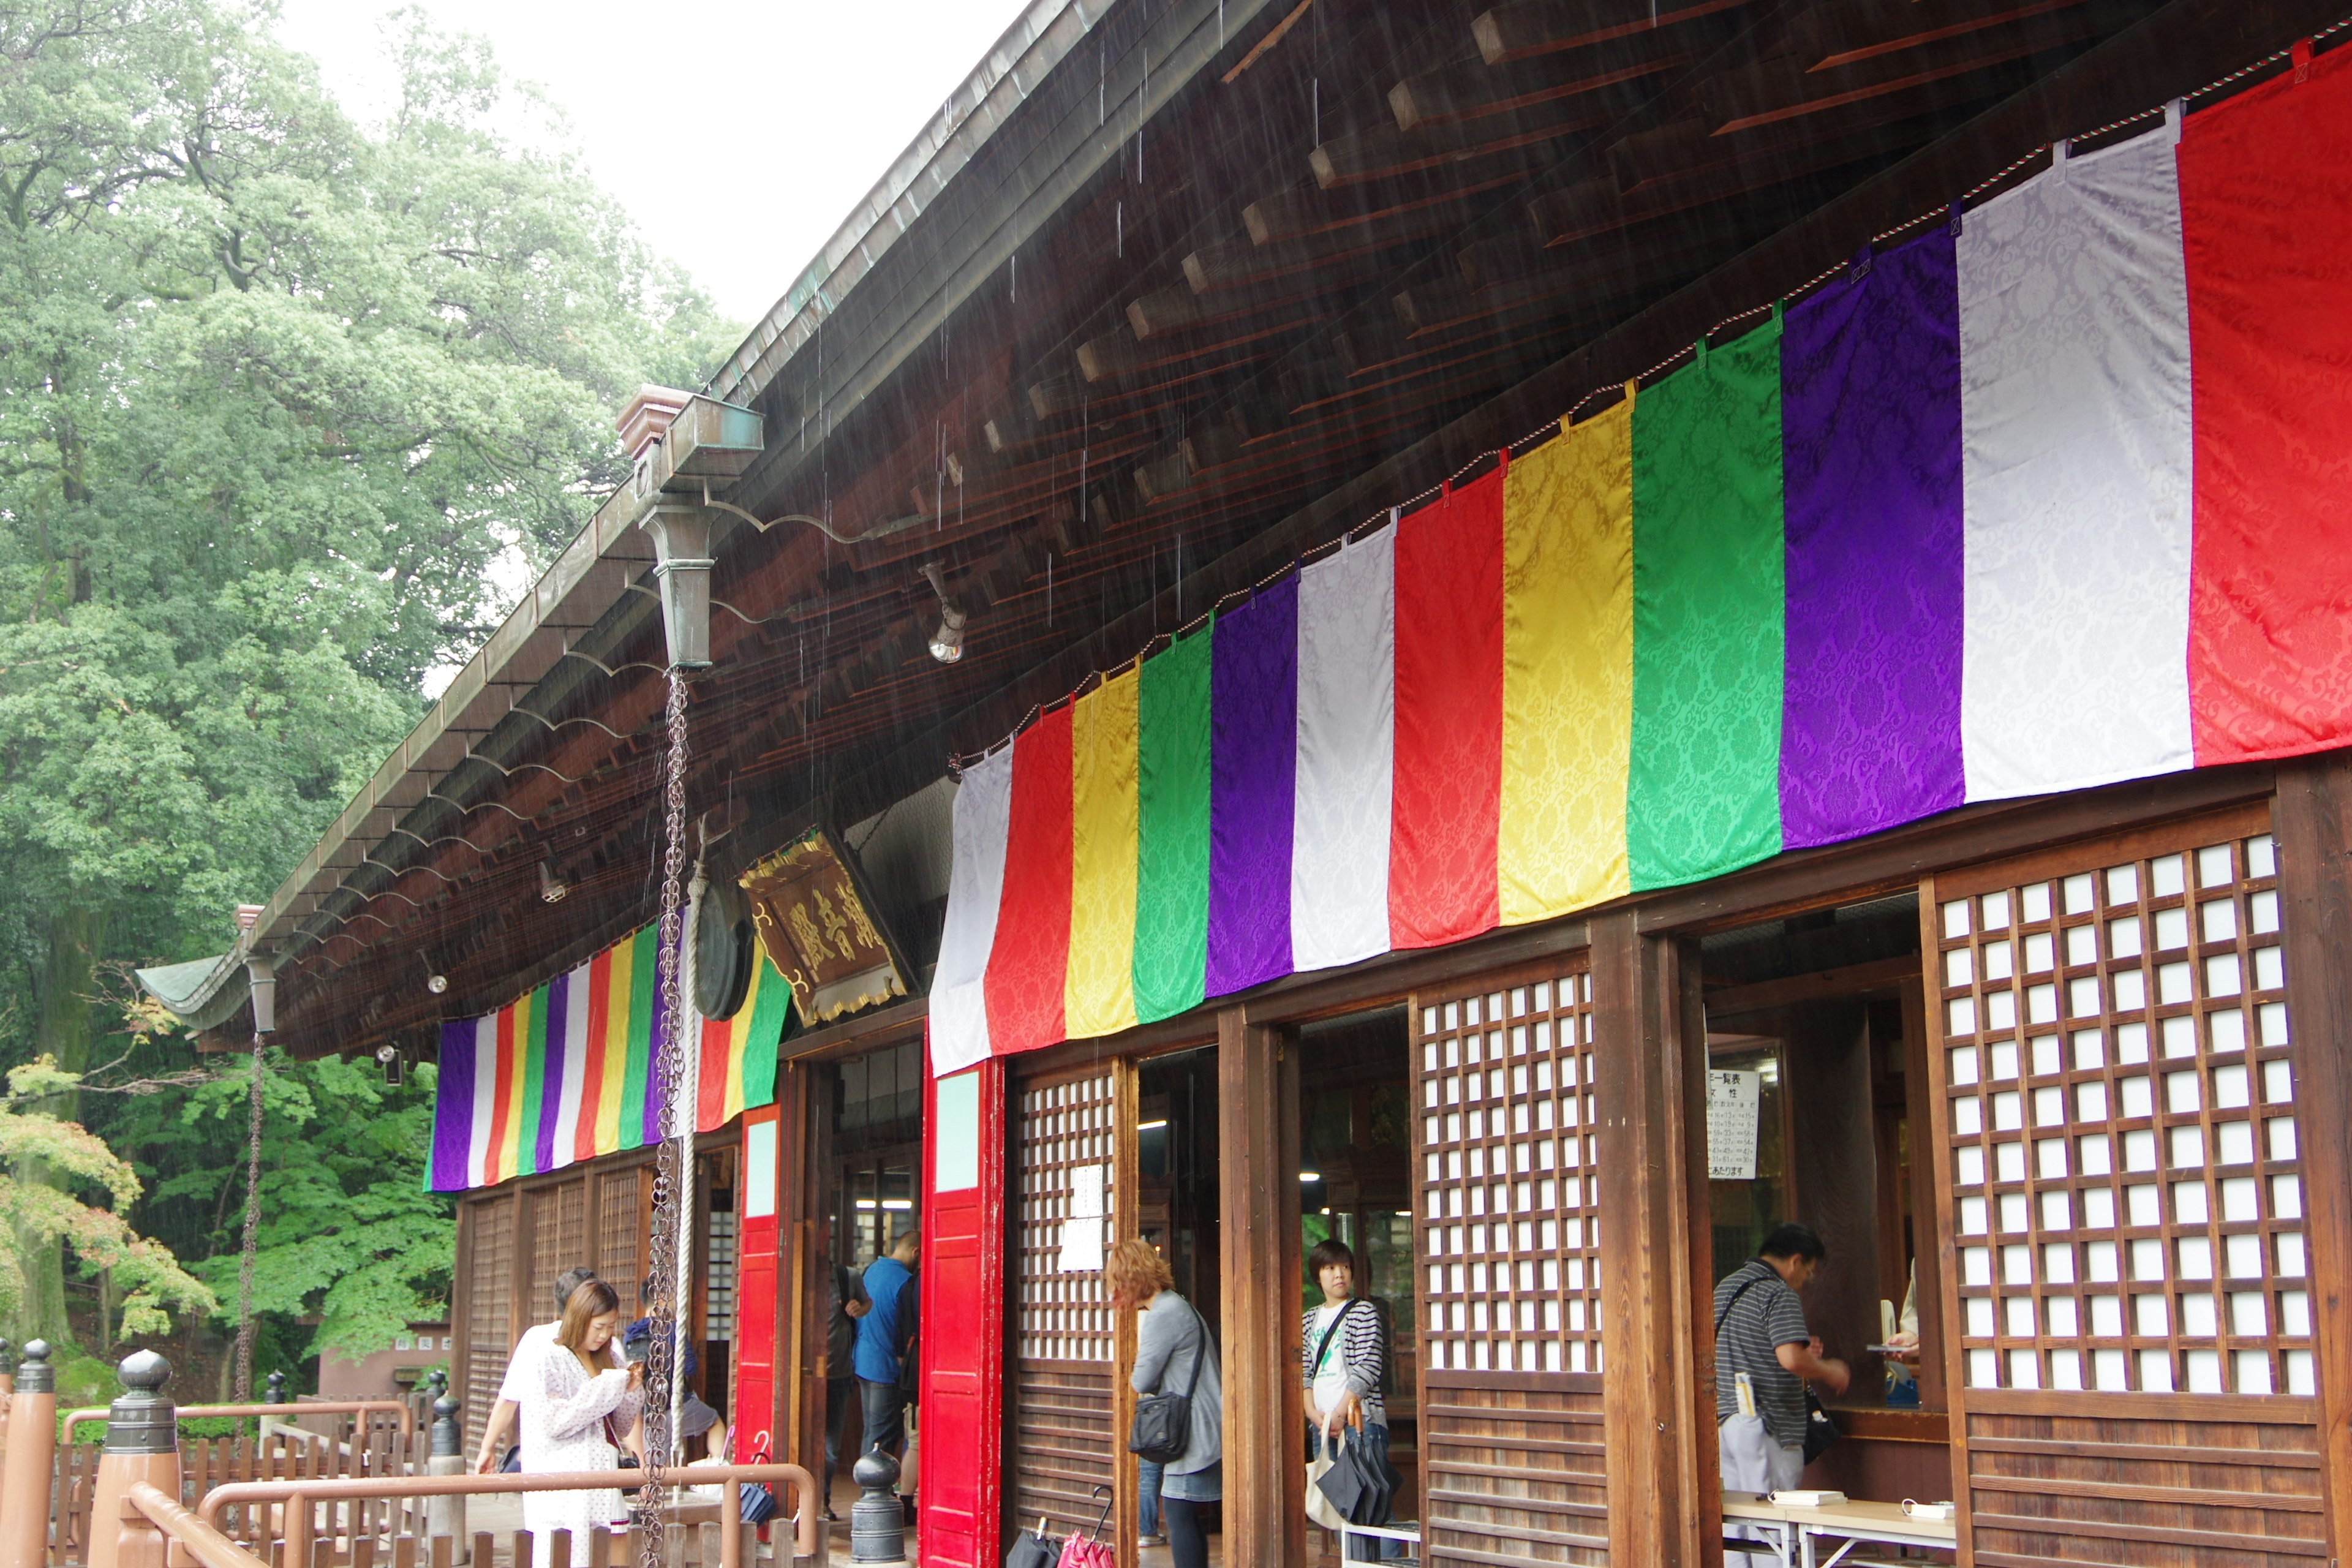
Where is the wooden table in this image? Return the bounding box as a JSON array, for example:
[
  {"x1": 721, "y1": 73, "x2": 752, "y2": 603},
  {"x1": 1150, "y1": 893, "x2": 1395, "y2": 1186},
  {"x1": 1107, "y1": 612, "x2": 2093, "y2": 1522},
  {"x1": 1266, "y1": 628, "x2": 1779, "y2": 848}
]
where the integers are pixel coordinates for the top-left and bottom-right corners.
[
  {"x1": 1786, "y1": 1498, "x2": 1957, "y2": 1567},
  {"x1": 1721, "y1": 1493, "x2": 1797, "y2": 1566},
  {"x1": 1720, "y1": 1494, "x2": 1958, "y2": 1567}
]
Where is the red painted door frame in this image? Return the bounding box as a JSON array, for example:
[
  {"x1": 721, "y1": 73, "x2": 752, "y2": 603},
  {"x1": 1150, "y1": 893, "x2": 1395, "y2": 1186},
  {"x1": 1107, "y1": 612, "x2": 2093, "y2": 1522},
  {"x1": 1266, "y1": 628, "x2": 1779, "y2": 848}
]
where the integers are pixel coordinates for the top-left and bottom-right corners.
[
  {"x1": 918, "y1": 1048, "x2": 1006, "y2": 1568},
  {"x1": 734, "y1": 1101, "x2": 783, "y2": 1464}
]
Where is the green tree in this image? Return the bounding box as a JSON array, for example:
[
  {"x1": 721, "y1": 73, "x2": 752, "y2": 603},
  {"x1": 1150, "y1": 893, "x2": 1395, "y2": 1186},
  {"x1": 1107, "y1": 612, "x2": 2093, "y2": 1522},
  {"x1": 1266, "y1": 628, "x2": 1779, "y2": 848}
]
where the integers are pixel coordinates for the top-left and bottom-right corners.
[
  {"x1": 0, "y1": 1057, "x2": 215, "y2": 1336},
  {"x1": 0, "y1": 0, "x2": 735, "y2": 1343},
  {"x1": 107, "y1": 1044, "x2": 451, "y2": 1362}
]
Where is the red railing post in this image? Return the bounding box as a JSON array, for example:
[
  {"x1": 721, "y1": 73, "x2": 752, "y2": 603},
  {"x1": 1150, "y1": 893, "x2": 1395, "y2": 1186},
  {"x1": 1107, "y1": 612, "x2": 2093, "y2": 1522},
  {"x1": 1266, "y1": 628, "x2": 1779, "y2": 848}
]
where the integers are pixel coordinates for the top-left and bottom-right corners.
[
  {"x1": 88, "y1": 1350, "x2": 182, "y2": 1568},
  {"x1": 0, "y1": 1340, "x2": 56, "y2": 1568}
]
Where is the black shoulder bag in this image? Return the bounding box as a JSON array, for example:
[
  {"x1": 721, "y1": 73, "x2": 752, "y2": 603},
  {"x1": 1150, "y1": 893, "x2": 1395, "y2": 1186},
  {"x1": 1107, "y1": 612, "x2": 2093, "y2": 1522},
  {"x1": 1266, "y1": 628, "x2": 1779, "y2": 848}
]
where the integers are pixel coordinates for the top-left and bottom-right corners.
[
  {"x1": 1129, "y1": 1300, "x2": 1207, "y2": 1463},
  {"x1": 1715, "y1": 1271, "x2": 1841, "y2": 1466}
]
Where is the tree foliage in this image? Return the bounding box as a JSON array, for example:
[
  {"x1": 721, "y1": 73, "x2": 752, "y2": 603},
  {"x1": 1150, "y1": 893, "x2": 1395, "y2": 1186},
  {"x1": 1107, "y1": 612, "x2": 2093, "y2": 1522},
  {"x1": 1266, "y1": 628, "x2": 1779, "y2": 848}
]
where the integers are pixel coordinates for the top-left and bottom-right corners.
[
  {"x1": 0, "y1": 1058, "x2": 215, "y2": 1336},
  {"x1": 106, "y1": 1044, "x2": 451, "y2": 1358},
  {"x1": 0, "y1": 0, "x2": 736, "y2": 1348}
]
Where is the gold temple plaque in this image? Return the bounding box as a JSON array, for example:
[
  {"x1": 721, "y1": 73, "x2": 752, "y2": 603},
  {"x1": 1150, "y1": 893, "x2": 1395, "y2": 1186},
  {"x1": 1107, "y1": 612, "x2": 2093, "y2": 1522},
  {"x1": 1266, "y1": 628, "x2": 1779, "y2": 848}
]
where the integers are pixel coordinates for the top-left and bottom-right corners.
[{"x1": 739, "y1": 829, "x2": 908, "y2": 1027}]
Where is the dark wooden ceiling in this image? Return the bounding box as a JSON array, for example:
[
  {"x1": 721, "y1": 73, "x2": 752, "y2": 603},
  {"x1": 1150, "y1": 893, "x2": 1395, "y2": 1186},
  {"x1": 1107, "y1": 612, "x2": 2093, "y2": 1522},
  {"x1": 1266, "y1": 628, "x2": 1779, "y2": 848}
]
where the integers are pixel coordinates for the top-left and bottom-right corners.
[{"x1": 267, "y1": 0, "x2": 2345, "y2": 1058}]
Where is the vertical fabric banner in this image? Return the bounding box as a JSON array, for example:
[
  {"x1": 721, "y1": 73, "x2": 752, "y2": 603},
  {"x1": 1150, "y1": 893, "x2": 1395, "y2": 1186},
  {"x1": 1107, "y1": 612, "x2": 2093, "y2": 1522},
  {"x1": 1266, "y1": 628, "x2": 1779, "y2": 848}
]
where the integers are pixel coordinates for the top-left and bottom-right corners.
[
  {"x1": 432, "y1": 1021, "x2": 477, "y2": 1191},
  {"x1": 2181, "y1": 46, "x2": 2352, "y2": 762},
  {"x1": 552, "y1": 970, "x2": 588, "y2": 1168},
  {"x1": 472, "y1": 1018, "x2": 502, "y2": 1186},
  {"x1": 491, "y1": 1005, "x2": 523, "y2": 1185},
  {"x1": 932, "y1": 748, "x2": 1016, "y2": 1075},
  {"x1": 986, "y1": 705, "x2": 1075, "y2": 1055},
  {"x1": 1207, "y1": 578, "x2": 1300, "y2": 996},
  {"x1": 1292, "y1": 531, "x2": 1397, "y2": 973},
  {"x1": 1391, "y1": 472, "x2": 1505, "y2": 949},
  {"x1": 1630, "y1": 318, "x2": 1786, "y2": 889},
  {"x1": 1959, "y1": 125, "x2": 2195, "y2": 799},
  {"x1": 1066, "y1": 668, "x2": 1143, "y2": 1038},
  {"x1": 622, "y1": 924, "x2": 657, "y2": 1147},
  {"x1": 1501, "y1": 398, "x2": 1637, "y2": 925},
  {"x1": 1781, "y1": 230, "x2": 1966, "y2": 848},
  {"x1": 727, "y1": 959, "x2": 791, "y2": 1120},
  {"x1": 576, "y1": 949, "x2": 613, "y2": 1166},
  {"x1": 1134, "y1": 622, "x2": 1215, "y2": 1023}
]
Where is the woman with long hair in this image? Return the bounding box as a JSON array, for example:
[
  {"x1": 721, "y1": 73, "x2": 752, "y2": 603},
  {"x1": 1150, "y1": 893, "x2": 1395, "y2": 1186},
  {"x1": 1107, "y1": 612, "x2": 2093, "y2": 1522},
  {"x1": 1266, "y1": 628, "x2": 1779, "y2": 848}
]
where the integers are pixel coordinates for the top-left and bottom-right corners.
[
  {"x1": 518, "y1": 1276, "x2": 644, "y2": 1568},
  {"x1": 1106, "y1": 1238, "x2": 1221, "y2": 1568}
]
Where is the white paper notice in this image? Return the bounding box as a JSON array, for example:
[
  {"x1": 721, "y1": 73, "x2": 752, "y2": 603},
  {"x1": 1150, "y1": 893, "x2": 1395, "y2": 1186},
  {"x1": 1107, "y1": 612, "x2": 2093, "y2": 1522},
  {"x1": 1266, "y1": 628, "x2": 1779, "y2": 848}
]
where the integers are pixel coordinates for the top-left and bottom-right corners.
[
  {"x1": 1707, "y1": 1069, "x2": 1762, "y2": 1182},
  {"x1": 1059, "y1": 1217, "x2": 1105, "y2": 1273},
  {"x1": 1069, "y1": 1163, "x2": 1106, "y2": 1219}
]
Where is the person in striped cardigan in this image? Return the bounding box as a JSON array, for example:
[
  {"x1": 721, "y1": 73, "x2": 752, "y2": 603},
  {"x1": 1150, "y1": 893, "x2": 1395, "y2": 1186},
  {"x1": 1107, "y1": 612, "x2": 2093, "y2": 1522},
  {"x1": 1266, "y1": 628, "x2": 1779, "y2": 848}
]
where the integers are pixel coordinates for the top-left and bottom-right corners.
[{"x1": 1303, "y1": 1238, "x2": 1400, "y2": 1561}]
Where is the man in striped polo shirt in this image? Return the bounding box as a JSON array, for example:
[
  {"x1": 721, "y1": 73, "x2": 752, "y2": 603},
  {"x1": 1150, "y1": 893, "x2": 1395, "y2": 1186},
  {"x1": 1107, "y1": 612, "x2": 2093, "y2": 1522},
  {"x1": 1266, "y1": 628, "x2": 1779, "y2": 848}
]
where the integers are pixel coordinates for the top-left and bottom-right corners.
[{"x1": 1715, "y1": 1224, "x2": 1850, "y2": 1562}]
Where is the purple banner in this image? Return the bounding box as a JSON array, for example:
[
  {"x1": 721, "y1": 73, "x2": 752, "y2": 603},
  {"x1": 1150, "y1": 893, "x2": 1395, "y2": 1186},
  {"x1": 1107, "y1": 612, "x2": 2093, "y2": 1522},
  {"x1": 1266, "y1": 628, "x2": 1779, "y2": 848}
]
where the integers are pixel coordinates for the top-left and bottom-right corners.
[
  {"x1": 533, "y1": 974, "x2": 568, "y2": 1175},
  {"x1": 1780, "y1": 231, "x2": 1966, "y2": 848},
  {"x1": 431, "y1": 1020, "x2": 477, "y2": 1193},
  {"x1": 1207, "y1": 576, "x2": 1299, "y2": 997}
]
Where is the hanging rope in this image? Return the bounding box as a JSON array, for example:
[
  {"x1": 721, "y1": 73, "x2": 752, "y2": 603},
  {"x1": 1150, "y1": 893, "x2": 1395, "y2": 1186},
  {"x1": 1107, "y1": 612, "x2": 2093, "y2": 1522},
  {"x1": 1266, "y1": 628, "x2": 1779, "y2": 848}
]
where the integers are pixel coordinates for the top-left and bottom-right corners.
[
  {"x1": 232, "y1": 1030, "x2": 265, "y2": 1401},
  {"x1": 635, "y1": 669, "x2": 695, "y2": 1567}
]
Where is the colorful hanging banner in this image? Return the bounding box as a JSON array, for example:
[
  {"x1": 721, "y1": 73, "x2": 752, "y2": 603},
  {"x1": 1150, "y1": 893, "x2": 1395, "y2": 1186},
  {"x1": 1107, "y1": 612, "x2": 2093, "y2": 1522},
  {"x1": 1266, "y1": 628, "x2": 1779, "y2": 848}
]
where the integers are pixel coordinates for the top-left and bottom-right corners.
[
  {"x1": 429, "y1": 921, "x2": 788, "y2": 1191},
  {"x1": 930, "y1": 53, "x2": 2352, "y2": 1076}
]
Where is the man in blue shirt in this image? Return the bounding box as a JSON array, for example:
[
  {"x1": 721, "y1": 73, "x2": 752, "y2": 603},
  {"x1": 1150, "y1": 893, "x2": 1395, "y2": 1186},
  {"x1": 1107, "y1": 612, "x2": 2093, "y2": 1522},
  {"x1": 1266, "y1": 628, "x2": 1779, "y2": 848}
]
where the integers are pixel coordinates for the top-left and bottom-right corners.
[{"x1": 854, "y1": 1227, "x2": 921, "y2": 1461}]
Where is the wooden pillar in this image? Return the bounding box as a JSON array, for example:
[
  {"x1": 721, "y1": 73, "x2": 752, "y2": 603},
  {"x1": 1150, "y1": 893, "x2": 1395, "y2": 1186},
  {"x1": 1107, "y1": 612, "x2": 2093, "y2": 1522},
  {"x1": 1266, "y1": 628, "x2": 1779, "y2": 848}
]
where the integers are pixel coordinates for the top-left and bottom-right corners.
[
  {"x1": 87, "y1": 1351, "x2": 179, "y2": 1568},
  {"x1": 0, "y1": 1341, "x2": 56, "y2": 1568},
  {"x1": 1589, "y1": 912, "x2": 1711, "y2": 1567},
  {"x1": 2270, "y1": 755, "x2": 2352, "y2": 1553},
  {"x1": 1218, "y1": 1006, "x2": 1305, "y2": 1568},
  {"x1": 774, "y1": 1059, "x2": 826, "y2": 1493}
]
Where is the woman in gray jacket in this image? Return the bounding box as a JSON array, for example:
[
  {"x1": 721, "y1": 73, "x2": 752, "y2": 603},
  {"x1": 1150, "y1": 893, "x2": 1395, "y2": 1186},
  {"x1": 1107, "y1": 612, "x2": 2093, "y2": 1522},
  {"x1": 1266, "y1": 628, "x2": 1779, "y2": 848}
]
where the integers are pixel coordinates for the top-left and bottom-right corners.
[{"x1": 1107, "y1": 1238, "x2": 1221, "y2": 1568}]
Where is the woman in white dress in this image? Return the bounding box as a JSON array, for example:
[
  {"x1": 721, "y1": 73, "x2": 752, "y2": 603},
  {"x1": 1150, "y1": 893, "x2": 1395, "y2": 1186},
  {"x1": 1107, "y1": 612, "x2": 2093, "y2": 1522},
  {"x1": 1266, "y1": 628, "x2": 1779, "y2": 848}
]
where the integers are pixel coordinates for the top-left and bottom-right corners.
[{"x1": 518, "y1": 1277, "x2": 644, "y2": 1568}]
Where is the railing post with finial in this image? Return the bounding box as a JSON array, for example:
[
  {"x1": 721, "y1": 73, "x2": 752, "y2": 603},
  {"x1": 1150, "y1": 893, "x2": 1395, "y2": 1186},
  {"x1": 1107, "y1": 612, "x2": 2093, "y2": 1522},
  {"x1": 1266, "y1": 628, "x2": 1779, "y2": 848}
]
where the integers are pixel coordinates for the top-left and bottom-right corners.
[
  {"x1": 88, "y1": 1349, "x2": 181, "y2": 1568},
  {"x1": 426, "y1": 1394, "x2": 467, "y2": 1550},
  {"x1": 850, "y1": 1448, "x2": 910, "y2": 1567},
  {"x1": 0, "y1": 1340, "x2": 56, "y2": 1568},
  {"x1": 266, "y1": 1370, "x2": 288, "y2": 1406}
]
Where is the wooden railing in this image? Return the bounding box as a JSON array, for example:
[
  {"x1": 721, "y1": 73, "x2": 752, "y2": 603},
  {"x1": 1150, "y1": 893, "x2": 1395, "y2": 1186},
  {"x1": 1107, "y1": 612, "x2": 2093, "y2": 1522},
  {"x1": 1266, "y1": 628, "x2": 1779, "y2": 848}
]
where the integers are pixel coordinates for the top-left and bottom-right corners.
[
  {"x1": 9, "y1": 1348, "x2": 826, "y2": 1568},
  {"x1": 45, "y1": 1390, "x2": 439, "y2": 1564}
]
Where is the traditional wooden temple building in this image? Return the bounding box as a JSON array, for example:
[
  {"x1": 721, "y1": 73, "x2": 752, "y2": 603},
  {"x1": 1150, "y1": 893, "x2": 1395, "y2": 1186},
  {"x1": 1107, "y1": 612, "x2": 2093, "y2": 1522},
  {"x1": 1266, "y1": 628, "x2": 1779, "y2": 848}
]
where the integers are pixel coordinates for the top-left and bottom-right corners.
[{"x1": 151, "y1": 0, "x2": 2352, "y2": 1563}]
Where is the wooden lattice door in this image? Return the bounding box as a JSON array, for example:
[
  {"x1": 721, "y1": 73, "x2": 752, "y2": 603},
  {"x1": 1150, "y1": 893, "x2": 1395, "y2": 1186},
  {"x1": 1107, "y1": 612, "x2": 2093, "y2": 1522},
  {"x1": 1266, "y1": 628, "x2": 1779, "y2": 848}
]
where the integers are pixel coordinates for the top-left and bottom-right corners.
[
  {"x1": 1412, "y1": 961, "x2": 1609, "y2": 1565},
  {"x1": 461, "y1": 1193, "x2": 517, "y2": 1453},
  {"x1": 1009, "y1": 1063, "x2": 1137, "y2": 1553},
  {"x1": 1925, "y1": 803, "x2": 2326, "y2": 1565}
]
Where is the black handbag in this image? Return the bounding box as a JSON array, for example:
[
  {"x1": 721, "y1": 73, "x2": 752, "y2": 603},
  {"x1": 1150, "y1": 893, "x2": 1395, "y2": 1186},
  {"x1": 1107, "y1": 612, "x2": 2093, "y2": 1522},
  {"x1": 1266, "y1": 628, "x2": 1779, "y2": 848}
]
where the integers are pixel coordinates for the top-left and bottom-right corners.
[
  {"x1": 1714, "y1": 1272, "x2": 1841, "y2": 1466},
  {"x1": 1128, "y1": 1300, "x2": 1207, "y2": 1463}
]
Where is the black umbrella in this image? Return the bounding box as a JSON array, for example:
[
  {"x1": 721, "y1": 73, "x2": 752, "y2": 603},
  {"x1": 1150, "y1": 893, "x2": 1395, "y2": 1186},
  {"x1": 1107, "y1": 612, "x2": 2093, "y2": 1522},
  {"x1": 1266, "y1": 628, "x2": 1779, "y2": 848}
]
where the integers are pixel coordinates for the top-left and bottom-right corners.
[{"x1": 1314, "y1": 1427, "x2": 1395, "y2": 1526}]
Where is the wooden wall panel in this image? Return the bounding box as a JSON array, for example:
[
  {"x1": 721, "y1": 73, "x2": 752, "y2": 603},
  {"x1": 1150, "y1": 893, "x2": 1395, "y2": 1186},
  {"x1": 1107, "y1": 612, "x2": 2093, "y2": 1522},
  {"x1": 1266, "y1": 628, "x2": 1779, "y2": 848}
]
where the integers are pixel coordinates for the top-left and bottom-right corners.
[
  {"x1": 1962, "y1": 1395, "x2": 2324, "y2": 1566},
  {"x1": 1925, "y1": 802, "x2": 2331, "y2": 1564},
  {"x1": 1412, "y1": 959, "x2": 1610, "y2": 1566},
  {"x1": 1419, "y1": 1371, "x2": 1608, "y2": 1565},
  {"x1": 527, "y1": 1178, "x2": 587, "y2": 1319},
  {"x1": 1009, "y1": 1067, "x2": 1126, "y2": 1540},
  {"x1": 461, "y1": 1193, "x2": 517, "y2": 1454}
]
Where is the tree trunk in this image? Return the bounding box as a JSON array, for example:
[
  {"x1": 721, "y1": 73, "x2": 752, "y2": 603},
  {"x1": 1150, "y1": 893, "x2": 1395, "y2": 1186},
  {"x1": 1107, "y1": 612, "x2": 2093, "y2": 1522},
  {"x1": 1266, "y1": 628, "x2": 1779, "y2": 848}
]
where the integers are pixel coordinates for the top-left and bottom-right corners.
[{"x1": 9, "y1": 899, "x2": 107, "y2": 1346}]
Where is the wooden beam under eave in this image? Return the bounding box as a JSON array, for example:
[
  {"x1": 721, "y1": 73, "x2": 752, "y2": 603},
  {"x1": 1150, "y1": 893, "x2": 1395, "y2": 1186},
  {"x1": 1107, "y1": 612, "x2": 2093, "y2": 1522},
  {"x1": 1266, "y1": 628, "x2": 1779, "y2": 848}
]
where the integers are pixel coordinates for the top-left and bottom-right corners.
[
  {"x1": 1698, "y1": 0, "x2": 2135, "y2": 137},
  {"x1": 1789, "y1": 0, "x2": 2098, "y2": 74},
  {"x1": 1474, "y1": 0, "x2": 1757, "y2": 66},
  {"x1": 1308, "y1": 102, "x2": 1608, "y2": 190},
  {"x1": 1389, "y1": 47, "x2": 1692, "y2": 133}
]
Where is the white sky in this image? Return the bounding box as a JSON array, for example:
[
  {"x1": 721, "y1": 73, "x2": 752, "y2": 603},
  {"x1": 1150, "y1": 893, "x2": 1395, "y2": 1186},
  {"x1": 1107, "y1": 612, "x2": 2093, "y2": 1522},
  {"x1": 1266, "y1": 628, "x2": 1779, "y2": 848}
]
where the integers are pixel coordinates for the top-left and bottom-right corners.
[{"x1": 271, "y1": 0, "x2": 1040, "y2": 323}]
